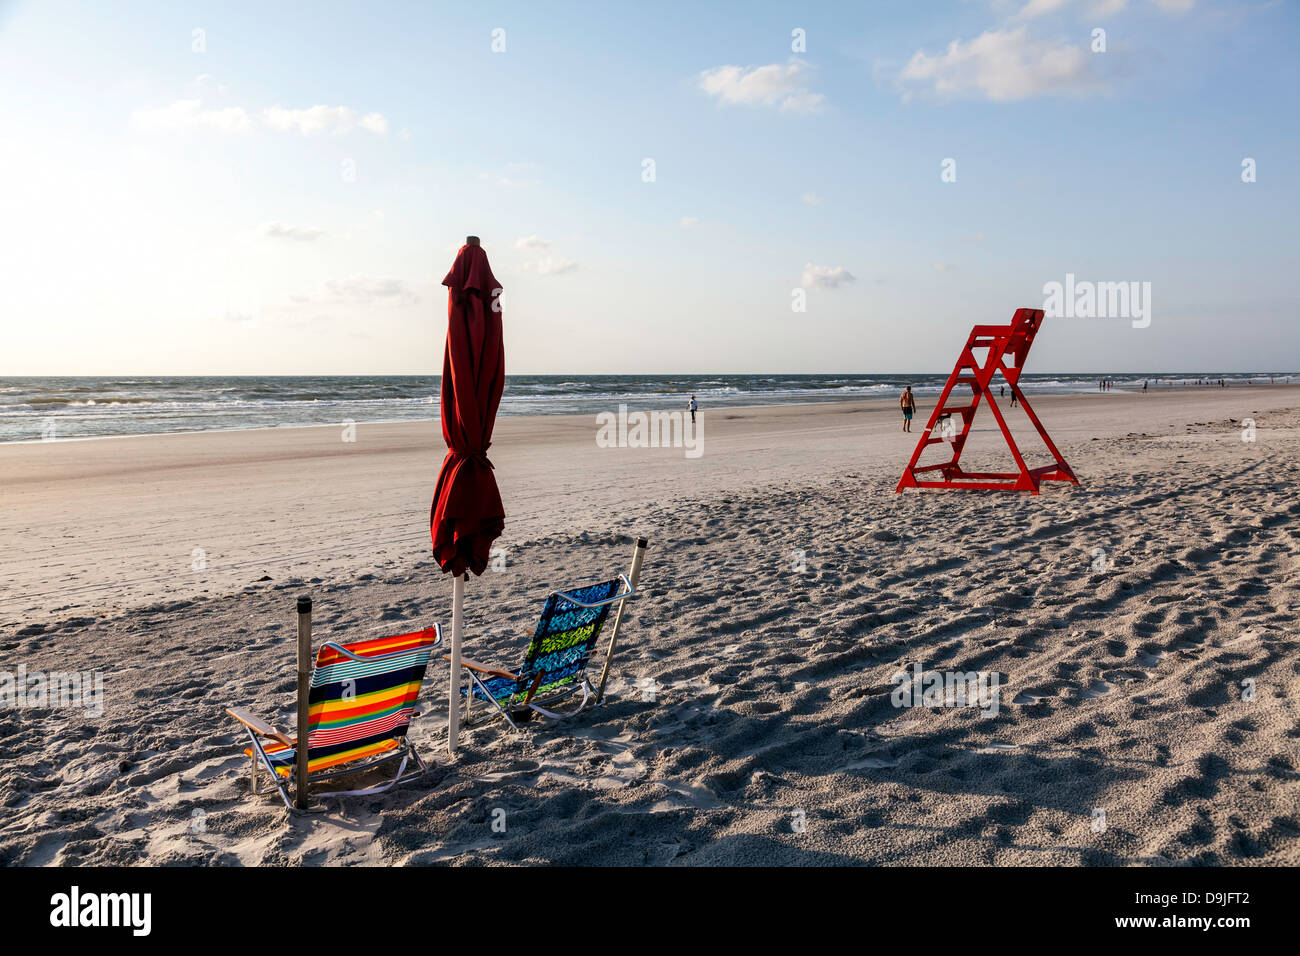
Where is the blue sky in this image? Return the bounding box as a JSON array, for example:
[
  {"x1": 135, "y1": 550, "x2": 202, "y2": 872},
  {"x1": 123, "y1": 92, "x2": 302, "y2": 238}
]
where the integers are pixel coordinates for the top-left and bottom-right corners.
[{"x1": 1, "y1": 0, "x2": 1296, "y2": 374}]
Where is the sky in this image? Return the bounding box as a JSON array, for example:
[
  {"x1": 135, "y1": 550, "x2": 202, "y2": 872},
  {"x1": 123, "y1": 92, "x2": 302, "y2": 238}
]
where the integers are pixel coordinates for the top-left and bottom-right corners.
[{"x1": 0, "y1": 0, "x2": 1296, "y2": 375}]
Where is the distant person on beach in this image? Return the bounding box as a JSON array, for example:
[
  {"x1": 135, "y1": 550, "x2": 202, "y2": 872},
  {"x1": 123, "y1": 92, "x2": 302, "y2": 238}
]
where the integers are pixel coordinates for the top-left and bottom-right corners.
[
  {"x1": 1143, "y1": 380, "x2": 1148, "y2": 392},
  {"x1": 900, "y1": 386, "x2": 915, "y2": 433},
  {"x1": 689, "y1": 395, "x2": 698, "y2": 424},
  {"x1": 1000, "y1": 385, "x2": 1005, "y2": 399},
  {"x1": 1010, "y1": 389, "x2": 1018, "y2": 409}
]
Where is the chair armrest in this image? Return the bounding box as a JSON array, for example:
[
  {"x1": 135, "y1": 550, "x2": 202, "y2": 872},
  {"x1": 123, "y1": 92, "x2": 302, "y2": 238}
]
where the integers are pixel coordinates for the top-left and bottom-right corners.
[
  {"x1": 322, "y1": 625, "x2": 442, "y2": 664},
  {"x1": 442, "y1": 654, "x2": 517, "y2": 680},
  {"x1": 226, "y1": 707, "x2": 296, "y2": 746},
  {"x1": 551, "y1": 573, "x2": 637, "y2": 609}
]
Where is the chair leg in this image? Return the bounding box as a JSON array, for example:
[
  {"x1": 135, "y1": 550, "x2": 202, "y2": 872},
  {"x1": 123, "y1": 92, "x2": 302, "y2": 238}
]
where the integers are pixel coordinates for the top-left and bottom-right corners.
[
  {"x1": 411, "y1": 741, "x2": 430, "y2": 774},
  {"x1": 242, "y1": 728, "x2": 295, "y2": 811},
  {"x1": 313, "y1": 752, "x2": 412, "y2": 799},
  {"x1": 464, "y1": 672, "x2": 474, "y2": 727},
  {"x1": 249, "y1": 750, "x2": 259, "y2": 796},
  {"x1": 528, "y1": 679, "x2": 593, "y2": 721},
  {"x1": 467, "y1": 670, "x2": 522, "y2": 732}
]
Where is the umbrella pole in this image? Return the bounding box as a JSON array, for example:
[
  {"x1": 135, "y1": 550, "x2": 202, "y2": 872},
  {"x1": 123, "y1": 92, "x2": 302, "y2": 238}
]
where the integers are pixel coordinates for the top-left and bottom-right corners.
[
  {"x1": 596, "y1": 537, "x2": 648, "y2": 704},
  {"x1": 295, "y1": 596, "x2": 312, "y2": 811},
  {"x1": 448, "y1": 572, "x2": 465, "y2": 755}
]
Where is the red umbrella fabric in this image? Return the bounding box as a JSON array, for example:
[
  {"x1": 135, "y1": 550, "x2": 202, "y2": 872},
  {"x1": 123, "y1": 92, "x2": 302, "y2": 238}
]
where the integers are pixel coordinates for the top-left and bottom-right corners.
[{"x1": 430, "y1": 238, "x2": 505, "y2": 577}]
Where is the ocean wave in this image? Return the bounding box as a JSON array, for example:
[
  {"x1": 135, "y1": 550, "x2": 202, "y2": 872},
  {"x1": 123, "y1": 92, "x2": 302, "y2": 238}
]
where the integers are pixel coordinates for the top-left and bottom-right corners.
[{"x1": 2, "y1": 373, "x2": 1293, "y2": 443}]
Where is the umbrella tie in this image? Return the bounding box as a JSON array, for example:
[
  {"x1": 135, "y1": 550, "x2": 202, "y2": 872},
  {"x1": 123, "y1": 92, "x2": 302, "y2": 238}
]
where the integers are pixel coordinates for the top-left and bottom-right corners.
[{"x1": 450, "y1": 448, "x2": 494, "y2": 469}]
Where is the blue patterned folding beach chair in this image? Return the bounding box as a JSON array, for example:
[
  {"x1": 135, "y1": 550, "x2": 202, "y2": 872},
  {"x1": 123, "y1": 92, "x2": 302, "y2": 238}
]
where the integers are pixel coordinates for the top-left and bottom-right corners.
[{"x1": 449, "y1": 575, "x2": 637, "y2": 731}]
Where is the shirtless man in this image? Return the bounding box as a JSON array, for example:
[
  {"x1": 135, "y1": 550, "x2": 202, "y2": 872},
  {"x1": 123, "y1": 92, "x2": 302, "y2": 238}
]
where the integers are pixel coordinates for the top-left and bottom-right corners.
[{"x1": 900, "y1": 386, "x2": 916, "y2": 433}]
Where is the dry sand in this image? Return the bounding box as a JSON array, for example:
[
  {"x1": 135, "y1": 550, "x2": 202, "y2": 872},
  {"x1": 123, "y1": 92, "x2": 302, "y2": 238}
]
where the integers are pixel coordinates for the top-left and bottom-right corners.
[{"x1": 1, "y1": 387, "x2": 1298, "y2": 865}]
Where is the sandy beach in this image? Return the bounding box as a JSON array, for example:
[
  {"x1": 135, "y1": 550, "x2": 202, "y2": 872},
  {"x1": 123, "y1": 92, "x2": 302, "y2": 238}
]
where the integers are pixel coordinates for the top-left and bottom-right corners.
[{"x1": 1, "y1": 386, "x2": 1298, "y2": 866}]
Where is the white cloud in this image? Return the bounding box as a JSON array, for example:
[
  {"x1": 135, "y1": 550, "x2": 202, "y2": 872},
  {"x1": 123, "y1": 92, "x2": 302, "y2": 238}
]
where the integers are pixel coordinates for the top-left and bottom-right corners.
[
  {"x1": 478, "y1": 163, "x2": 541, "y2": 189},
  {"x1": 679, "y1": 216, "x2": 700, "y2": 228},
  {"x1": 260, "y1": 221, "x2": 326, "y2": 242},
  {"x1": 801, "y1": 192, "x2": 823, "y2": 206},
  {"x1": 131, "y1": 99, "x2": 252, "y2": 134},
  {"x1": 194, "y1": 73, "x2": 229, "y2": 95},
  {"x1": 133, "y1": 100, "x2": 390, "y2": 136},
  {"x1": 697, "y1": 62, "x2": 826, "y2": 114},
  {"x1": 359, "y1": 112, "x2": 389, "y2": 135},
  {"x1": 222, "y1": 309, "x2": 260, "y2": 329},
  {"x1": 1013, "y1": 0, "x2": 1193, "y2": 15},
  {"x1": 525, "y1": 257, "x2": 580, "y2": 276},
  {"x1": 898, "y1": 27, "x2": 1104, "y2": 101},
  {"x1": 284, "y1": 277, "x2": 418, "y2": 308},
  {"x1": 933, "y1": 262, "x2": 956, "y2": 272},
  {"x1": 1012, "y1": 0, "x2": 1191, "y2": 18},
  {"x1": 321, "y1": 277, "x2": 415, "y2": 303},
  {"x1": 1016, "y1": 0, "x2": 1073, "y2": 18},
  {"x1": 515, "y1": 234, "x2": 550, "y2": 250},
  {"x1": 255, "y1": 277, "x2": 420, "y2": 327},
  {"x1": 801, "y1": 263, "x2": 855, "y2": 289},
  {"x1": 261, "y1": 105, "x2": 388, "y2": 136}
]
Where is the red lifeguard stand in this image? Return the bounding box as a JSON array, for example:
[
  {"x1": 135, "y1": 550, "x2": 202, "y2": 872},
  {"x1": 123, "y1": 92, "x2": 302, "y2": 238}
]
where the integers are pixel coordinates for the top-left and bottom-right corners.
[{"x1": 896, "y1": 308, "x2": 1079, "y2": 495}]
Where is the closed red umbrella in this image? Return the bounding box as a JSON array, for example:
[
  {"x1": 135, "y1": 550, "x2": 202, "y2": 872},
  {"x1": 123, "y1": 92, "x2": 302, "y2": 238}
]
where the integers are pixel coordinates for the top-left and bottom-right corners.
[{"x1": 431, "y1": 235, "x2": 505, "y2": 753}]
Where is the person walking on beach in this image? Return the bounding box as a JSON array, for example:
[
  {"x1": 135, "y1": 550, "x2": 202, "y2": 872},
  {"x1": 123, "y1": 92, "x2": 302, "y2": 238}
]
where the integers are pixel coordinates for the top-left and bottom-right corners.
[
  {"x1": 1000, "y1": 385, "x2": 1005, "y2": 399},
  {"x1": 1143, "y1": 380, "x2": 1148, "y2": 393},
  {"x1": 688, "y1": 395, "x2": 698, "y2": 424},
  {"x1": 900, "y1": 386, "x2": 916, "y2": 433},
  {"x1": 1009, "y1": 389, "x2": 1018, "y2": 409}
]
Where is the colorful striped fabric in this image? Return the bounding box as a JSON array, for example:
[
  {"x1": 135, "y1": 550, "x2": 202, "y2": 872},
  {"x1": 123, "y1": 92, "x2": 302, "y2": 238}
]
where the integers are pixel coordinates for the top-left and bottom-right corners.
[
  {"x1": 248, "y1": 627, "x2": 438, "y2": 777},
  {"x1": 466, "y1": 580, "x2": 621, "y2": 705},
  {"x1": 257, "y1": 737, "x2": 402, "y2": 777}
]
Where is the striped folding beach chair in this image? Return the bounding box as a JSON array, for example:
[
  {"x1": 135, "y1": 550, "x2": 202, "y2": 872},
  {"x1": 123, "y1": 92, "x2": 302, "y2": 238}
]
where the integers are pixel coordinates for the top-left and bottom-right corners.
[
  {"x1": 449, "y1": 575, "x2": 638, "y2": 731},
  {"x1": 227, "y1": 625, "x2": 440, "y2": 811}
]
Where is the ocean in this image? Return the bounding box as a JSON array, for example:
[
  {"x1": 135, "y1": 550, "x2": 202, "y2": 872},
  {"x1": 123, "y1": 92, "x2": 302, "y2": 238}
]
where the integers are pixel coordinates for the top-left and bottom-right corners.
[{"x1": 1, "y1": 373, "x2": 1293, "y2": 443}]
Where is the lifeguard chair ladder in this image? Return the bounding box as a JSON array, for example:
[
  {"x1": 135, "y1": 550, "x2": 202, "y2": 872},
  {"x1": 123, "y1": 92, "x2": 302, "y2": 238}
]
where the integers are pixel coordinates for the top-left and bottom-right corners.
[{"x1": 896, "y1": 308, "x2": 1079, "y2": 495}]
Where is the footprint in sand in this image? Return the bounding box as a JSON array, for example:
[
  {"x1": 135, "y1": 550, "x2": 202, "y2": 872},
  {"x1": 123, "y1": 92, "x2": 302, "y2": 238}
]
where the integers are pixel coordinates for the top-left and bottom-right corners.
[
  {"x1": 840, "y1": 755, "x2": 900, "y2": 771},
  {"x1": 1102, "y1": 668, "x2": 1149, "y2": 683},
  {"x1": 1135, "y1": 646, "x2": 1167, "y2": 667},
  {"x1": 1013, "y1": 690, "x2": 1050, "y2": 705}
]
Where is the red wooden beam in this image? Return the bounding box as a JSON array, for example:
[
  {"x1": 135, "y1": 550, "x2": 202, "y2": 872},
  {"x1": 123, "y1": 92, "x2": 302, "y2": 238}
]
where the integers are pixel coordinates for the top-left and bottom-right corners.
[{"x1": 895, "y1": 308, "x2": 1080, "y2": 495}]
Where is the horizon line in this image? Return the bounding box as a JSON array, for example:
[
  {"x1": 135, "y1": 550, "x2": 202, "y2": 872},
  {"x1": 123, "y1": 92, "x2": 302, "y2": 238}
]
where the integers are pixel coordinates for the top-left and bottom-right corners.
[{"x1": 3, "y1": 370, "x2": 1298, "y2": 379}]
